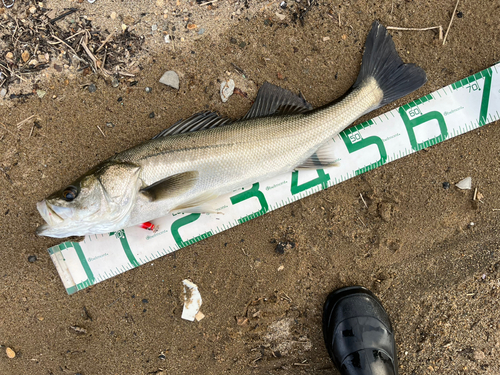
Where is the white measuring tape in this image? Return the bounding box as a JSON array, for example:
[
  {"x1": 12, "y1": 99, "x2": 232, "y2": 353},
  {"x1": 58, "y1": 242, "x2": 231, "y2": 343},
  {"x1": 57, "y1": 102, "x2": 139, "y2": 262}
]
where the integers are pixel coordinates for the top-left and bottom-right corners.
[{"x1": 48, "y1": 63, "x2": 500, "y2": 294}]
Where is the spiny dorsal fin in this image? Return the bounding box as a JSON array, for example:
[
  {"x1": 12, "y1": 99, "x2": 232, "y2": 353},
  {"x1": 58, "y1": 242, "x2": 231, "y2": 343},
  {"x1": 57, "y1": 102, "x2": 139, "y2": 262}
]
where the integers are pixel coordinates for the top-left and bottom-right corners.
[
  {"x1": 140, "y1": 171, "x2": 199, "y2": 201},
  {"x1": 296, "y1": 143, "x2": 339, "y2": 169},
  {"x1": 152, "y1": 82, "x2": 313, "y2": 139},
  {"x1": 152, "y1": 111, "x2": 234, "y2": 138},
  {"x1": 242, "y1": 82, "x2": 313, "y2": 119}
]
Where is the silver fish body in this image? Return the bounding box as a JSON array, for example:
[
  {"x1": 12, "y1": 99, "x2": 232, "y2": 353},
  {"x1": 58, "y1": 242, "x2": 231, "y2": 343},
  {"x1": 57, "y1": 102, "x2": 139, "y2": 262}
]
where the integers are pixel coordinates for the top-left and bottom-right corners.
[{"x1": 37, "y1": 22, "x2": 426, "y2": 238}]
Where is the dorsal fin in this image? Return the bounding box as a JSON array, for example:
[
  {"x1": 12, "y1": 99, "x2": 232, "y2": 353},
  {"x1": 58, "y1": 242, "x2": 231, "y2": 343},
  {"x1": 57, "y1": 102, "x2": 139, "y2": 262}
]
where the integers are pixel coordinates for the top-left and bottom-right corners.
[
  {"x1": 152, "y1": 111, "x2": 234, "y2": 139},
  {"x1": 152, "y1": 82, "x2": 313, "y2": 139},
  {"x1": 242, "y1": 82, "x2": 313, "y2": 119}
]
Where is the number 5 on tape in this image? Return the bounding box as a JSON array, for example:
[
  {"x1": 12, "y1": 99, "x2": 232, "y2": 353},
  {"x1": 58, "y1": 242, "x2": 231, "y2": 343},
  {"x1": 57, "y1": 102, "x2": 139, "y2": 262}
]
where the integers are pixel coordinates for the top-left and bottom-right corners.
[{"x1": 340, "y1": 125, "x2": 387, "y2": 175}]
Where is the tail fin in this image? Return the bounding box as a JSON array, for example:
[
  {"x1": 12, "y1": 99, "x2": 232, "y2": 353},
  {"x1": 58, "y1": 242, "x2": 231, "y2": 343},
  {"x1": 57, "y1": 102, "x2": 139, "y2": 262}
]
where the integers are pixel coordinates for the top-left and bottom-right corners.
[{"x1": 354, "y1": 21, "x2": 427, "y2": 108}]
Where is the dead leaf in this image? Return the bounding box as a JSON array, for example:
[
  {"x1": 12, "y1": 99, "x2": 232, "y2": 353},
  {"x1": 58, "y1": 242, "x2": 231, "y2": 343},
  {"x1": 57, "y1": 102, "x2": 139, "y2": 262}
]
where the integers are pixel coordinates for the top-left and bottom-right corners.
[{"x1": 22, "y1": 51, "x2": 30, "y2": 62}]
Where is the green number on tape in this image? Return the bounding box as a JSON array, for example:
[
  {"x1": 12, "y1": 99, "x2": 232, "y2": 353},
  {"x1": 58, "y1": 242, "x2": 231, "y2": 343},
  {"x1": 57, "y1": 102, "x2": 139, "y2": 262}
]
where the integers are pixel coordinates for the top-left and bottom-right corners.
[
  {"x1": 171, "y1": 213, "x2": 213, "y2": 248},
  {"x1": 399, "y1": 107, "x2": 447, "y2": 151},
  {"x1": 230, "y1": 183, "x2": 268, "y2": 223},
  {"x1": 56, "y1": 241, "x2": 95, "y2": 292},
  {"x1": 291, "y1": 169, "x2": 330, "y2": 195},
  {"x1": 479, "y1": 68, "x2": 493, "y2": 126},
  {"x1": 340, "y1": 130, "x2": 387, "y2": 175},
  {"x1": 109, "y1": 230, "x2": 140, "y2": 267}
]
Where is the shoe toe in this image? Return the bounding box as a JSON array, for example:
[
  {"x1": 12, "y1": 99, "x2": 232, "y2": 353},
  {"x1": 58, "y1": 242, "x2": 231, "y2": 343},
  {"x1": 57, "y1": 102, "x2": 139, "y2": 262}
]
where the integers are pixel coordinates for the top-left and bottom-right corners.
[{"x1": 323, "y1": 286, "x2": 397, "y2": 375}]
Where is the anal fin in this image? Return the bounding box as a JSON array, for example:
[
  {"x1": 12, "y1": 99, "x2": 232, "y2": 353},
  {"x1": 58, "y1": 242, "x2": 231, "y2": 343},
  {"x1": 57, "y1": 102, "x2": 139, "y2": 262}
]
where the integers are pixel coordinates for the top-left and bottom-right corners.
[
  {"x1": 296, "y1": 143, "x2": 339, "y2": 169},
  {"x1": 171, "y1": 191, "x2": 220, "y2": 213}
]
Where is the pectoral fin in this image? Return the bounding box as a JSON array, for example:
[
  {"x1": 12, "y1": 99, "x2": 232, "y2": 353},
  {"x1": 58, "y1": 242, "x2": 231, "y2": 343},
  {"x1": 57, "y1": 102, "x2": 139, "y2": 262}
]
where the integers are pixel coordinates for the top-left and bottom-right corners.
[{"x1": 140, "y1": 171, "x2": 199, "y2": 202}]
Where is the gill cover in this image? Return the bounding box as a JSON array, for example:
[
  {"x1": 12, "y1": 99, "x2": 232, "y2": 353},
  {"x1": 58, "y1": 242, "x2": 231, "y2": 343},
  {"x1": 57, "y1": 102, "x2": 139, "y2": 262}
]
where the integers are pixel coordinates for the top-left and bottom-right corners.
[{"x1": 36, "y1": 162, "x2": 142, "y2": 238}]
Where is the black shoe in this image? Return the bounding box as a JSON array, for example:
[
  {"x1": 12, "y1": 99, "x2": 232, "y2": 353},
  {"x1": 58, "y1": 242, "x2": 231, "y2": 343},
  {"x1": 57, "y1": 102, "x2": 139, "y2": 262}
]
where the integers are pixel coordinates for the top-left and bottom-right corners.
[{"x1": 322, "y1": 286, "x2": 398, "y2": 375}]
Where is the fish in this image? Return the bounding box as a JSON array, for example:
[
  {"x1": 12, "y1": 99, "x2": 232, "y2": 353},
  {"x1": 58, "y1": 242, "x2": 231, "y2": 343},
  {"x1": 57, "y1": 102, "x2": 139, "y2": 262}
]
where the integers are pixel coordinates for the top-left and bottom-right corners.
[{"x1": 36, "y1": 21, "x2": 426, "y2": 238}]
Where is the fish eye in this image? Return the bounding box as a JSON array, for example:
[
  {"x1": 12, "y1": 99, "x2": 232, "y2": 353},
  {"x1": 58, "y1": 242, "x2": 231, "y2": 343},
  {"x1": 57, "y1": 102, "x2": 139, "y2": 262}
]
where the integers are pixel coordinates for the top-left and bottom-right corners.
[{"x1": 62, "y1": 186, "x2": 78, "y2": 202}]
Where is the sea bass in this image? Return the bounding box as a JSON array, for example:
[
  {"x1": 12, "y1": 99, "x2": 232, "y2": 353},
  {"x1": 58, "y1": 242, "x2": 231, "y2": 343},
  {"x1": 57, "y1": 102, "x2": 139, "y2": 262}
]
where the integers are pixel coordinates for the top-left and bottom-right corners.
[{"x1": 37, "y1": 21, "x2": 426, "y2": 238}]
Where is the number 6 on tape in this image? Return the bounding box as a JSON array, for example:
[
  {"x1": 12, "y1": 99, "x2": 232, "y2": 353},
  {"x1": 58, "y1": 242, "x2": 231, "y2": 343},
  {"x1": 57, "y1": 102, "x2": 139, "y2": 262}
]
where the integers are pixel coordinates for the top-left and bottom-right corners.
[{"x1": 399, "y1": 107, "x2": 448, "y2": 151}]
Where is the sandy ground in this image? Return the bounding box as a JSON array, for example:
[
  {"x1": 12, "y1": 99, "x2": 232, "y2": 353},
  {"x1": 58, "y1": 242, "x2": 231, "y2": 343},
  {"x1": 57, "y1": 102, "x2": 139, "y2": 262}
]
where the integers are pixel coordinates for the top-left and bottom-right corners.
[{"x1": 1, "y1": 0, "x2": 500, "y2": 374}]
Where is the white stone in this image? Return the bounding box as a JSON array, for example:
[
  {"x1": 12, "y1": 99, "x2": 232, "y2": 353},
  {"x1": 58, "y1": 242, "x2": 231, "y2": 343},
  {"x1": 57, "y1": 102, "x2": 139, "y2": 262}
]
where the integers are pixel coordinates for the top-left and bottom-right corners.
[
  {"x1": 159, "y1": 71, "x2": 179, "y2": 89},
  {"x1": 455, "y1": 177, "x2": 472, "y2": 190},
  {"x1": 220, "y1": 79, "x2": 235, "y2": 102},
  {"x1": 275, "y1": 12, "x2": 286, "y2": 20}
]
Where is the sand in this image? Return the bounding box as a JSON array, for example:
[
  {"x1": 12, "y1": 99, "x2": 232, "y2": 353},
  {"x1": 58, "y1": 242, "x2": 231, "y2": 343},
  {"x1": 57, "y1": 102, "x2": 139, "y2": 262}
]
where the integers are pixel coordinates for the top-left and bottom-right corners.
[{"x1": 1, "y1": 0, "x2": 500, "y2": 374}]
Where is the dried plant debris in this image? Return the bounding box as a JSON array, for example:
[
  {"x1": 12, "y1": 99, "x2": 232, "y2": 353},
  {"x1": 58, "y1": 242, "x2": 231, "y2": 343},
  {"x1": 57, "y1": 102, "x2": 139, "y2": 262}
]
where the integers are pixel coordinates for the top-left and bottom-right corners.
[{"x1": 0, "y1": 2, "x2": 144, "y2": 93}]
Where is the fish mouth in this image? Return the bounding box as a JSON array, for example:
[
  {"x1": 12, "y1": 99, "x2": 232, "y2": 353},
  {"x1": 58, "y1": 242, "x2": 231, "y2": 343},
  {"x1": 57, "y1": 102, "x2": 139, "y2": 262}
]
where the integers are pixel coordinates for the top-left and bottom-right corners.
[{"x1": 36, "y1": 200, "x2": 64, "y2": 229}]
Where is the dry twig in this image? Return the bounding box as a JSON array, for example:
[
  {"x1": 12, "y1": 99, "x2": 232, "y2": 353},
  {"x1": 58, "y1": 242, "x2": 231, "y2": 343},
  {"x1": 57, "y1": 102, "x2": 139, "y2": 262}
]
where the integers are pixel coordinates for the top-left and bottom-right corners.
[
  {"x1": 443, "y1": 0, "x2": 460, "y2": 45},
  {"x1": 96, "y1": 125, "x2": 106, "y2": 137},
  {"x1": 387, "y1": 26, "x2": 444, "y2": 40},
  {"x1": 16, "y1": 115, "x2": 36, "y2": 130}
]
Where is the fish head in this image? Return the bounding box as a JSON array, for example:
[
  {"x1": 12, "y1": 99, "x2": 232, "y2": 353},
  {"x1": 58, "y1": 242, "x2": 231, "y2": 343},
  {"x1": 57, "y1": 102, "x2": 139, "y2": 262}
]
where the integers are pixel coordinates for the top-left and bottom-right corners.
[{"x1": 36, "y1": 162, "x2": 142, "y2": 238}]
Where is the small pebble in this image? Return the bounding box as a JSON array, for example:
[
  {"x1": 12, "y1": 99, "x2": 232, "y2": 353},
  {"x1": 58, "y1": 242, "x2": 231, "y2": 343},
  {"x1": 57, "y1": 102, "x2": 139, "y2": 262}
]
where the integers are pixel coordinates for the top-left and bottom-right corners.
[
  {"x1": 456, "y1": 177, "x2": 472, "y2": 190},
  {"x1": 280, "y1": 1, "x2": 287, "y2": 8},
  {"x1": 158, "y1": 353, "x2": 166, "y2": 360},
  {"x1": 442, "y1": 182, "x2": 450, "y2": 189},
  {"x1": 0, "y1": 88, "x2": 6, "y2": 98},
  {"x1": 152, "y1": 24, "x2": 158, "y2": 32},
  {"x1": 36, "y1": 90, "x2": 46, "y2": 99},
  {"x1": 275, "y1": 12, "x2": 286, "y2": 20},
  {"x1": 275, "y1": 241, "x2": 296, "y2": 255},
  {"x1": 88, "y1": 84, "x2": 97, "y2": 93},
  {"x1": 198, "y1": 28, "x2": 205, "y2": 35},
  {"x1": 110, "y1": 11, "x2": 117, "y2": 20},
  {"x1": 457, "y1": 11, "x2": 463, "y2": 18},
  {"x1": 145, "y1": 87, "x2": 152, "y2": 93},
  {"x1": 106, "y1": 122, "x2": 115, "y2": 128},
  {"x1": 159, "y1": 71, "x2": 179, "y2": 90},
  {"x1": 6, "y1": 347, "x2": 15, "y2": 359},
  {"x1": 149, "y1": 112, "x2": 155, "y2": 119},
  {"x1": 220, "y1": 79, "x2": 235, "y2": 102},
  {"x1": 117, "y1": 97, "x2": 123, "y2": 102},
  {"x1": 195, "y1": 311, "x2": 205, "y2": 321},
  {"x1": 164, "y1": 34, "x2": 171, "y2": 44},
  {"x1": 28, "y1": 255, "x2": 37, "y2": 263},
  {"x1": 111, "y1": 78, "x2": 120, "y2": 88}
]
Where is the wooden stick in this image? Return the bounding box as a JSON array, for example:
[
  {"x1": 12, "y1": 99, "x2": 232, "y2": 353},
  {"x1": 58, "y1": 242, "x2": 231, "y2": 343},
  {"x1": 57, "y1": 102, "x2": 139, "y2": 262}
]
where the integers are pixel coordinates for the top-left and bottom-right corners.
[
  {"x1": 95, "y1": 33, "x2": 114, "y2": 54},
  {"x1": 16, "y1": 115, "x2": 36, "y2": 130},
  {"x1": 360, "y1": 193, "x2": 368, "y2": 208},
  {"x1": 443, "y1": 0, "x2": 460, "y2": 45},
  {"x1": 96, "y1": 125, "x2": 106, "y2": 137},
  {"x1": 387, "y1": 26, "x2": 443, "y2": 40}
]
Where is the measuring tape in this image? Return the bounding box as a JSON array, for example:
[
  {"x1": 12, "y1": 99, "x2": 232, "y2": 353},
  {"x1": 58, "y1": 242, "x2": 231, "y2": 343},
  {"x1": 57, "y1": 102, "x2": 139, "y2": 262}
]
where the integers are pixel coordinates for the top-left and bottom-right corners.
[{"x1": 48, "y1": 62, "x2": 500, "y2": 294}]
